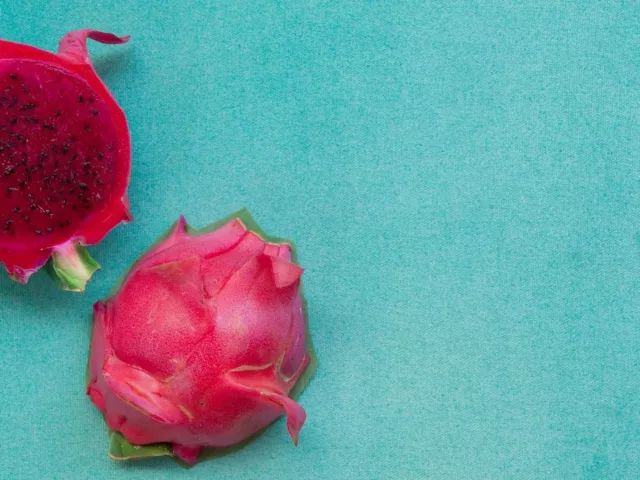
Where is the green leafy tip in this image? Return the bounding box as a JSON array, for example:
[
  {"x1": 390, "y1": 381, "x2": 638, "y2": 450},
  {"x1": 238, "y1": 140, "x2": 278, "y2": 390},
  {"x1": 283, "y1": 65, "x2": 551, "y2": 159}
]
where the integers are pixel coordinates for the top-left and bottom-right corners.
[
  {"x1": 108, "y1": 431, "x2": 172, "y2": 460},
  {"x1": 46, "y1": 241, "x2": 100, "y2": 292}
]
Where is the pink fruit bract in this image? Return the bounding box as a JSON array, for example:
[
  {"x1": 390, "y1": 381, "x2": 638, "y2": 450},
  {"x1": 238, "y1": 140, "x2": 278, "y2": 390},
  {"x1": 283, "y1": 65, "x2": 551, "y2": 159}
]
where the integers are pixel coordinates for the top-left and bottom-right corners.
[
  {"x1": 88, "y1": 212, "x2": 315, "y2": 465},
  {"x1": 0, "y1": 30, "x2": 131, "y2": 291}
]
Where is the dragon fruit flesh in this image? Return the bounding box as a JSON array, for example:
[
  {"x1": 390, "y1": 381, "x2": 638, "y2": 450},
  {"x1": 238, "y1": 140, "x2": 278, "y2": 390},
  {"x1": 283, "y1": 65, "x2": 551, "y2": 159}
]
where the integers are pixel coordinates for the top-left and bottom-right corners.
[
  {"x1": 0, "y1": 30, "x2": 131, "y2": 291},
  {"x1": 87, "y1": 211, "x2": 316, "y2": 465}
]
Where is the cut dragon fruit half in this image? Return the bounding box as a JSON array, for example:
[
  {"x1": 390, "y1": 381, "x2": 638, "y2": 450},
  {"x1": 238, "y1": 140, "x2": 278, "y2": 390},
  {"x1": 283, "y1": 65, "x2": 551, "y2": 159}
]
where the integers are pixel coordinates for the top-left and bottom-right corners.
[
  {"x1": 0, "y1": 30, "x2": 132, "y2": 291},
  {"x1": 87, "y1": 209, "x2": 317, "y2": 466}
]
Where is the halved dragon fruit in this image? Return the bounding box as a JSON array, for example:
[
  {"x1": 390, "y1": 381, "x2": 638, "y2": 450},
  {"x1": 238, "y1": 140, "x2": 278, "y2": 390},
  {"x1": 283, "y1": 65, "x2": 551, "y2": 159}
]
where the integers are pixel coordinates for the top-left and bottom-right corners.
[
  {"x1": 87, "y1": 210, "x2": 317, "y2": 465},
  {"x1": 0, "y1": 30, "x2": 131, "y2": 291}
]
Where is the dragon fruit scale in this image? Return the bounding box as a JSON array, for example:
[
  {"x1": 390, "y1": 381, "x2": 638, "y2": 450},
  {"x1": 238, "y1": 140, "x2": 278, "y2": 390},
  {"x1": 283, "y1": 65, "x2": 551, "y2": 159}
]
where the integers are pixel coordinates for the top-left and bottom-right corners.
[
  {"x1": 0, "y1": 30, "x2": 132, "y2": 291},
  {"x1": 87, "y1": 210, "x2": 317, "y2": 465}
]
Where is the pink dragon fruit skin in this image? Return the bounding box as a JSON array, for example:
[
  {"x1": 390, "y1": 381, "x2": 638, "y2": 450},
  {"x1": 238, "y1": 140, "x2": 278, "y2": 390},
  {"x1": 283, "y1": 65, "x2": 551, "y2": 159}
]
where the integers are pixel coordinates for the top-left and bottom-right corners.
[{"x1": 87, "y1": 213, "x2": 313, "y2": 465}]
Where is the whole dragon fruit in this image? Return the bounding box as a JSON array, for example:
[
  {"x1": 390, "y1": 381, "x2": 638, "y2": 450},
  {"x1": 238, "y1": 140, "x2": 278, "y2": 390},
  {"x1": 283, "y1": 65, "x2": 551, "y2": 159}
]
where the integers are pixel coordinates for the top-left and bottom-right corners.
[
  {"x1": 87, "y1": 210, "x2": 317, "y2": 465},
  {"x1": 0, "y1": 30, "x2": 131, "y2": 291}
]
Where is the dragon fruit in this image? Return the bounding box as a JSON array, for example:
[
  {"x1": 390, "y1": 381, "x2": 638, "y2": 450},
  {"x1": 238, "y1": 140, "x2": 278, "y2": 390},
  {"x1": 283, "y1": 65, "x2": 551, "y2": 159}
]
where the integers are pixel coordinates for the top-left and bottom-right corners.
[
  {"x1": 0, "y1": 30, "x2": 131, "y2": 291},
  {"x1": 87, "y1": 210, "x2": 317, "y2": 465}
]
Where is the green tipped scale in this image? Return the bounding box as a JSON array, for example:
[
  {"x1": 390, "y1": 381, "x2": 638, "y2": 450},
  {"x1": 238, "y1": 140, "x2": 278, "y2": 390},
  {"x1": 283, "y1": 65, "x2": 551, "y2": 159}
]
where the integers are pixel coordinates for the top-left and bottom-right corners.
[
  {"x1": 46, "y1": 242, "x2": 101, "y2": 292},
  {"x1": 89, "y1": 209, "x2": 318, "y2": 466}
]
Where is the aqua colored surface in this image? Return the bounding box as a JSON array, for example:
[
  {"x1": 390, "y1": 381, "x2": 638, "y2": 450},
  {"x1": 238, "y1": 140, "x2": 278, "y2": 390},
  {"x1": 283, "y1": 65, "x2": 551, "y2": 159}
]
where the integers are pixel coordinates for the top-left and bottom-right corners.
[{"x1": 1, "y1": 2, "x2": 639, "y2": 478}]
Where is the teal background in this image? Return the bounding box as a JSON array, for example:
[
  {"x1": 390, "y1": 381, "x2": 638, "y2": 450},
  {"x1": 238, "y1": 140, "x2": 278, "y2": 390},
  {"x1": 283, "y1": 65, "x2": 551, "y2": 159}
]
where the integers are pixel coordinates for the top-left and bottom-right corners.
[{"x1": 0, "y1": 1, "x2": 639, "y2": 478}]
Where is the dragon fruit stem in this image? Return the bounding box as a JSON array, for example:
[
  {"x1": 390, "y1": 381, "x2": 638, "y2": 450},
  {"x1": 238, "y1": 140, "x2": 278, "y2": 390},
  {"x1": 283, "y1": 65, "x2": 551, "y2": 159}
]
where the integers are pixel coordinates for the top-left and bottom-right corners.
[{"x1": 46, "y1": 241, "x2": 100, "y2": 292}]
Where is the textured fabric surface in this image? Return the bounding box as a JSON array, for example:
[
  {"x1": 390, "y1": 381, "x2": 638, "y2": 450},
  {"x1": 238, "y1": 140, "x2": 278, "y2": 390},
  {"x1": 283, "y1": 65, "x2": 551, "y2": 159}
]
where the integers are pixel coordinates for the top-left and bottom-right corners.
[{"x1": 1, "y1": 1, "x2": 639, "y2": 479}]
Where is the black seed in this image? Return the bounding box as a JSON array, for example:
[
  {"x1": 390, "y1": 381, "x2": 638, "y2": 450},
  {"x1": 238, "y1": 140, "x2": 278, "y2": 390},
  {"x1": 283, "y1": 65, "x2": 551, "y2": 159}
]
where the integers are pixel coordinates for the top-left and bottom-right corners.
[
  {"x1": 4, "y1": 166, "x2": 14, "y2": 175},
  {"x1": 44, "y1": 209, "x2": 50, "y2": 215},
  {"x1": 46, "y1": 228, "x2": 52, "y2": 233},
  {"x1": 54, "y1": 161, "x2": 59, "y2": 168},
  {"x1": 89, "y1": 97, "x2": 95, "y2": 103},
  {"x1": 55, "y1": 110, "x2": 61, "y2": 118},
  {"x1": 96, "y1": 179, "x2": 104, "y2": 185},
  {"x1": 7, "y1": 187, "x2": 18, "y2": 192},
  {"x1": 24, "y1": 216, "x2": 30, "y2": 223},
  {"x1": 34, "y1": 230, "x2": 42, "y2": 235},
  {"x1": 47, "y1": 196, "x2": 52, "y2": 202},
  {"x1": 29, "y1": 204, "x2": 36, "y2": 210},
  {"x1": 79, "y1": 95, "x2": 84, "y2": 103},
  {"x1": 97, "y1": 152, "x2": 104, "y2": 159},
  {"x1": 91, "y1": 109, "x2": 99, "y2": 116},
  {"x1": 71, "y1": 136, "x2": 77, "y2": 142},
  {"x1": 12, "y1": 207, "x2": 20, "y2": 213},
  {"x1": 19, "y1": 103, "x2": 35, "y2": 111},
  {"x1": 83, "y1": 162, "x2": 90, "y2": 169},
  {"x1": 84, "y1": 125, "x2": 91, "y2": 133},
  {"x1": 61, "y1": 199, "x2": 67, "y2": 205},
  {"x1": 59, "y1": 223, "x2": 64, "y2": 228},
  {"x1": 10, "y1": 118, "x2": 17, "y2": 125},
  {"x1": 65, "y1": 219, "x2": 71, "y2": 225},
  {"x1": 78, "y1": 182, "x2": 88, "y2": 190},
  {"x1": 62, "y1": 144, "x2": 69, "y2": 154},
  {"x1": 27, "y1": 193, "x2": 34, "y2": 200},
  {"x1": 18, "y1": 181, "x2": 26, "y2": 189},
  {"x1": 9, "y1": 73, "x2": 16, "y2": 80}
]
